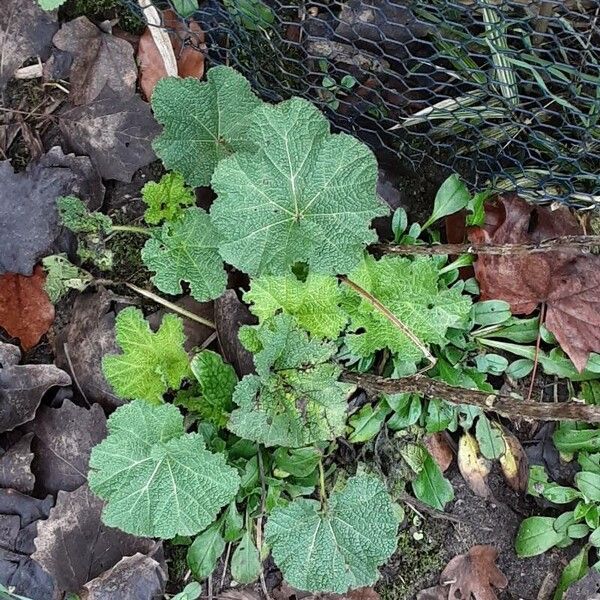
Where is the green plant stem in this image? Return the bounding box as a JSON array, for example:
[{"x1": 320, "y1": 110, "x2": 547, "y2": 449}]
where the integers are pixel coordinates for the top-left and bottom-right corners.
[
  {"x1": 339, "y1": 275, "x2": 436, "y2": 369},
  {"x1": 124, "y1": 283, "x2": 216, "y2": 329},
  {"x1": 318, "y1": 458, "x2": 327, "y2": 511},
  {"x1": 110, "y1": 225, "x2": 151, "y2": 235}
]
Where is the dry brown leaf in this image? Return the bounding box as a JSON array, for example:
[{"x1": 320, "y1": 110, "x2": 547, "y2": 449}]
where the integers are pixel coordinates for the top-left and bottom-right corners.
[
  {"x1": 137, "y1": 9, "x2": 206, "y2": 100},
  {"x1": 469, "y1": 195, "x2": 600, "y2": 372},
  {"x1": 457, "y1": 432, "x2": 492, "y2": 499},
  {"x1": 53, "y1": 16, "x2": 137, "y2": 105},
  {"x1": 271, "y1": 582, "x2": 380, "y2": 600},
  {"x1": 440, "y1": 545, "x2": 508, "y2": 600},
  {"x1": 423, "y1": 432, "x2": 453, "y2": 472},
  {"x1": 0, "y1": 265, "x2": 54, "y2": 350},
  {"x1": 498, "y1": 427, "x2": 528, "y2": 493}
]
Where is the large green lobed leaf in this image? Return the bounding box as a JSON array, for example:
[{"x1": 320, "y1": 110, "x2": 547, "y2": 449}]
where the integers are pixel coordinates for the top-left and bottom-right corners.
[
  {"x1": 228, "y1": 314, "x2": 353, "y2": 447},
  {"x1": 88, "y1": 401, "x2": 240, "y2": 538},
  {"x1": 102, "y1": 307, "x2": 190, "y2": 404},
  {"x1": 211, "y1": 97, "x2": 388, "y2": 276},
  {"x1": 244, "y1": 273, "x2": 347, "y2": 339},
  {"x1": 152, "y1": 67, "x2": 262, "y2": 187},
  {"x1": 265, "y1": 473, "x2": 399, "y2": 593},
  {"x1": 141, "y1": 207, "x2": 227, "y2": 302},
  {"x1": 343, "y1": 254, "x2": 472, "y2": 361}
]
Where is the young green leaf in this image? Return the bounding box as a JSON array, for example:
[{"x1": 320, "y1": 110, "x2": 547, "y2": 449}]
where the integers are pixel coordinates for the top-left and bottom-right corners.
[
  {"x1": 172, "y1": 583, "x2": 202, "y2": 600},
  {"x1": 57, "y1": 196, "x2": 112, "y2": 234},
  {"x1": 152, "y1": 67, "x2": 262, "y2": 186},
  {"x1": 171, "y1": 0, "x2": 198, "y2": 16},
  {"x1": 231, "y1": 529, "x2": 261, "y2": 584},
  {"x1": 188, "y1": 350, "x2": 238, "y2": 427},
  {"x1": 265, "y1": 474, "x2": 399, "y2": 593},
  {"x1": 102, "y1": 307, "x2": 190, "y2": 404},
  {"x1": 244, "y1": 273, "x2": 347, "y2": 339},
  {"x1": 228, "y1": 315, "x2": 353, "y2": 447},
  {"x1": 575, "y1": 472, "x2": 600, "y2": 502},
  {"x1": 141, "y1": 207, "x2": 227, "y2": 302},
  {"x1": 422, "y1": 174, "x2": 470, "y2": 230},
  {"x1": 223, "y1": 502, "x2": 244, "y2": 542},
  {"x1": 554, "y1": 425, "x2": 600, "y2": 453},
  {"x1": 37, "y1": 0, "x2": 66, "y2": 8},
  {"x1": 187, "y1": 521, "x2": 226, "y2": 580},
  {"x1": 88, "y1": 401, "x2": 240, "y2": 538},
  {"x1": 471, "y1": 300, "x2": 512, "y2": 326},
  {"x1": 273, "y1": 447, "x2": 321, "y2": 478},
  {"x1": 553, "y1": 545, "x2": 589, "y2": 600},
  {"x1": 41, "y1": 254, "x2": 92, "y2": 303},
  {"x1": 386, "y1": 394, "x2": 422, "y2": 430},
  {"x1": 412, "y1": 453, "x2": 455, "y2": 510},
  {"x1": 211, "y1": 97, "x2": 387, "y2": 276},
  {"x1": 142, "y1": 172, "x2": 196, "y2": 225},
  {"x1": 342, "y1": 255, "x2": 472, "y2": 361},
  {"x1": 348, "y1": 402, "x2": 391, "y2": 443},
  {"x1": 515, "y1": 517, "x2": 563, "y2": 557}
]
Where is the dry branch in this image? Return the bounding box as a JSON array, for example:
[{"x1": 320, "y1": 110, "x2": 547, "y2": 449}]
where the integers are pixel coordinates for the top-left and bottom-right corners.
[
  {"x1": 342, "y1": 371, "x2": 600, "y2": 423},
  {"x1": 377, "y1": 235, "x2": 600, "y2": 257}
]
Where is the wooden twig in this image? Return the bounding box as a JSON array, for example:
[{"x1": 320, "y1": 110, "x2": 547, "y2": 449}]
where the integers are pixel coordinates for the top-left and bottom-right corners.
[
  {"x1": 339, "y1": 276, "x2": 436, "y2": 369},
  {"x1": 376, "y1": 235, "x2": 600, "y2": 257},
  {"x1": 137, "y1": 0, "x2": 178, "y2": 77},
  {"x1": 341, "y1": 371, "x2": 600, "y2": 423}
]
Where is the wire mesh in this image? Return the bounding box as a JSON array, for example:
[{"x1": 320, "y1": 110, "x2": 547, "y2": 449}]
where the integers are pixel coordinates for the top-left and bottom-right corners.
[{"x1": 125, "y1": 0, "x2": 600, "y2": 207}]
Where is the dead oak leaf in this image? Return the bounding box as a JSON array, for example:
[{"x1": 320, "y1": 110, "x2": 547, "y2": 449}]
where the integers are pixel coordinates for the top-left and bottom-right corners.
[
  {"x1": 469, "y1": 195, "x2": 600, "y2": 372},
  {"x1": 53, "y1": 17, "x2": 137, "y2": 106},
  {"x1": 0, "y1": 0, "x2": 58, "y2": 92},
  {"x1": 60, "y1": 88, "x2": 160, "y2": 182},
  {"x1": 419, "y1": 546, "x2": 507, "y2": 600},
  {"x1": 0, "y1": 266, "x2": 54, "y2": 350},
  {"x1": 137, "y1": 9, "x2": 206, "y2": 100},
  {"x1": 0, "y1": 342, "x2": 71, "y2": 433}
]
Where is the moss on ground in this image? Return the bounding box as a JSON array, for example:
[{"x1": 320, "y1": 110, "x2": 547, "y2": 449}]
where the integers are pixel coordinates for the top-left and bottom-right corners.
[
  {"x1": 61, "y1": 0, "x2": 143, "y2": 33},
  {"x1": 377, "y1": 514, "x2": 447, "y2": 600}
]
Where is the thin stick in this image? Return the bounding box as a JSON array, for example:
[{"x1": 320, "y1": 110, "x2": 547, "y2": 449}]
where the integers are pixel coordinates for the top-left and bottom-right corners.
[
  {"x1": 219, "y1": 543, "x2": 231, "y2": 591},
  {"x1": 341, "y1": 371, "x2": 600, "y2": 423},
  {"x1": 256, "y1": 448, "x2": 272, "y2": 600},
  {"x1": 63, "y1": 343, "x2": 91, "y2": 408},
  {"x1": 377, "y1": 235, "x2": 600, "y2": 257},
  {"x1": 125, "y1": 283, "x2": 216, "y2": 329},
  {"x1": 318, "y1": 458, "x2": 327, "y2": 510},
  {"x1": 526, "y1": 304, "x2": 546, "y2": 403},
  {"x1": 339, "y1": 276, "x2": 436, "y2": 368},
  {"x1": 110, "y1": 224, "x2": 151, "y2": 235}
]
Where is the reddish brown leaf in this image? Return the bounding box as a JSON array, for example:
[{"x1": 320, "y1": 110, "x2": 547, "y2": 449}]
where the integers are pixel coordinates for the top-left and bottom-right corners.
[
  {"x1": 440, "y1": 545, "x2": 508, "y2": 600},
  {"x1": 423, "y1": 432, "x2": 453, "y2": 472},
  {"x1": 0, "y1": 265, "x2": 54, "y2": 349},
  {"x1": 137, "y1": 9, "x2": 206, "y2": 100},
  {"x1": 468, "y1": 195, "x2": 600, "y2": 372}
]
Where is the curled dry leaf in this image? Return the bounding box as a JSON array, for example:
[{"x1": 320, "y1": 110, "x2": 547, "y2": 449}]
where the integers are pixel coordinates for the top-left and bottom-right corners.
[
  {"x1": 23, "y1": 400, "x2": 107, "y2": 495},
  {"x1": 498, "y1": 427, "x2": 528, "y2": 493},
  {"x1": 423, "y1": 432, "x2": 453, "y2": 473},
  {"x1": 469, "y1": 195, "x2": 600, "y2": 372},
  {"x1": 137, "y1": 9, "x2": 206, "y2": 100},
  {"x1": 53, "y1": 16, "x2": 137, "y2": 106},
  {"x1": 0, "y1": 265, "x2": 54, "y2": 350},
  {"x1": 0, "y1": 433, "x2": 35, "y2": 493},
  {"x1": 32, "y1": 483, "x2": 156, "y2": 594},
  {"x1": 0, "y1": 342, "x2": 71, "y2": 433},
  {"x1": 458, "y1": 432, "x2": 492, "y2": 499},
  {"x1": 80, "y1": 552, "x2": 166, "y2": 600}
]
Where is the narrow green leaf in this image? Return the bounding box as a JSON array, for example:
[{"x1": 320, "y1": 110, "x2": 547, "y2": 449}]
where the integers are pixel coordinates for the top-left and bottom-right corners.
[
  {"x1": 552, "y1": 545, "x2": 589, "y2": 600},
  {"x1": 187, "y1": 522, "x2": 226, "y2": 580},
  {"x1": 231, "y1": 529, "x2": 261, "y2": 584},
  {"x1": 412, "y1": 453, "x2": 454, "y2": 511},
  {"x1": 273, "y1": 447, "x2": 321, "y2": 478},
  {"x1": 471, "y1": 300, "x2": 512, "y2": 326},
  {"x1": 224, "y1": 502, "x2": 244, "y2": 542},
  {"x1": 348, "y1": 402, "x2": 391, "y2": 443},
  {"x1": 505, "y1": 359, "x2": 534, "y2": 380},
  {"x1": 387, "y1": 394, "x2": 422, "y2": 430},
  {"x1": 554, "y1": 426, "x2": 600, "y2": 453}
]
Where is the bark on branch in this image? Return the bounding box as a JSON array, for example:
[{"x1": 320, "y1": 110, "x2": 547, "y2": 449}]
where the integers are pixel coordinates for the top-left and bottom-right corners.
[
  {"x1": 342, "y1": 371, "x2": 600, "y2": 423},
  {"x1": 377, "y1": 235, "x2": 600, "y2": 257}
]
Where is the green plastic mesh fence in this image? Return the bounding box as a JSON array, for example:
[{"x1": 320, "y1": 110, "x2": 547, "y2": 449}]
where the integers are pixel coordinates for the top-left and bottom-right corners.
[{"x1": 124, "y1": 0, "x2": 600, "y2": 206}]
